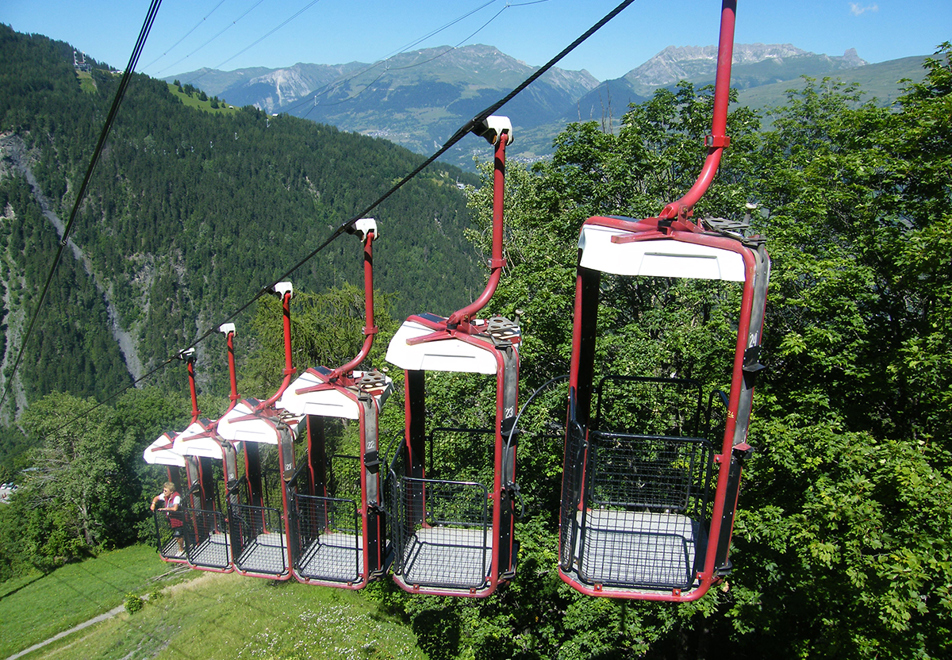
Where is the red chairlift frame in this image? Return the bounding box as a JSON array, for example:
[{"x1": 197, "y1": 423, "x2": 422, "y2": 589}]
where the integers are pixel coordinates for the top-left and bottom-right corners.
[
  {"x1": 216, "y1": 285, "x2": 302, "y2": 580},
  {"x1": 278, "y1": 220, "x2": 394, "y2": 589},
  {"x1": 385, "y1": 117, "x2": 521, "y2": 597},
  {"x1": 173, "y1": 324, "x2": 246, "y2": 573},
  {"x1": 143, "y1": 349, "x2": 207, "y2": 564},
  {"x1": 557, "y1": 0, "x2": 770, "y2": 602}
]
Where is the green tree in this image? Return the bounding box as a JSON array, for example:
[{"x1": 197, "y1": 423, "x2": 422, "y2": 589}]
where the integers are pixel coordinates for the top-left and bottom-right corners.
[
  {"x1": 382, "y1": 54, "x2": 952, "y2": 659},
  {"x1": 727, "y1": 49, "x2": 952, "y2": 659},
  {"x1": 13, "y1": 393, "x2": 139, "y2": 567},
  {"x1": 241, "y1": 283, "x2": 400, "y2": 399}
]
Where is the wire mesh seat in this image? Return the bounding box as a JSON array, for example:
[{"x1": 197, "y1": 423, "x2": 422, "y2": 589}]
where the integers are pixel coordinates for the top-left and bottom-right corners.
[
  {"x1": 293, "y1": 492, "x2": 363, "y2": 584},
  {"x1": 561, "y1": 376, "x2": 719, "y2": 597},
  {"x1": 564, "y1": 429, "x2": 713, "y2": 592},
  {"x1": 394, "y1": 476, "x2": 492, "y2": 592},
  {"x1": 231, "y1": 502, "x2": 288, "y2": 577},
  {"x1": 388, "y1": 434, "x2": 494, "y2": 593},
  {"x1": 183, "y1": 507, "x2": 231, "y2": 571}
]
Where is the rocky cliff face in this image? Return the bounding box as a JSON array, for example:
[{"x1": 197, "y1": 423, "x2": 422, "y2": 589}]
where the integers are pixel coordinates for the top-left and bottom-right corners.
[
  {"x1": 247, "y1": 67, "x2": 320, "y2": 112},
  {"x1": 213, "y1": 62, "x2": 362, "y2": 112}
]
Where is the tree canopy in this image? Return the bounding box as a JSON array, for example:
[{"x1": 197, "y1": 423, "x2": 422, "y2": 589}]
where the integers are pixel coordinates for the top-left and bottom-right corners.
[{"x1": 369, "y1": 46, "x2": 952, "y2": 659}]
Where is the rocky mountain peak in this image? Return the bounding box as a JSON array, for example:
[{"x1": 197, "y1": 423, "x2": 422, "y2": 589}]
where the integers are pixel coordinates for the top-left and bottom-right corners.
[{"x1": 625, "y1": 43, "x2": 866, "y2": 87}]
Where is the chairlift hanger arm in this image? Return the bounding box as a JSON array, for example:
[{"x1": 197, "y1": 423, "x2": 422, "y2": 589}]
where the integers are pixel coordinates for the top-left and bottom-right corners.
[
  {"x1": 255, "y1": 284, "x2": 295, "y2": 412},
  {"x1": 658, "y1": 0, "x2": 736, "y2": 224},
  {"x1": 445, "y1": 117, "x2": 511, "y2": 329},
  {"x1": 220, "y1": 323, "x2": 240, "y2": 409},
  {"x1": 327, "y1": 220, "x2": 379, "y2": 382},
  {"x1": 175, "y1": 348, "x2": 201, "y2": 422}
]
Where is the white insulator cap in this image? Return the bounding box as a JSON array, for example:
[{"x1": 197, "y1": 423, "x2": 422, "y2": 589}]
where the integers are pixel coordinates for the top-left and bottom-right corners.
[
  {"x1": 219, "y1": 323, "x2": 236, "y2": 336},
  {"x1": 273, "y1": 282, "x2": 293, "y2": 297},
  {"x1": 355, "y1": 217, "x2": 378, "y2": 239},
  {"x1": 475, "y1": 115, "x2": 513, "y2": 145}
]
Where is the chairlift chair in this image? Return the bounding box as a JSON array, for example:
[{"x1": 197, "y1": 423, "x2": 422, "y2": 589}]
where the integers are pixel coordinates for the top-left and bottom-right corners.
[
  {"x1": 217, "y1": 284, "x2": 304, "y2": 580},
  {"x1": 173, "y1": 324, "x2": 245, "y2": 572},
  {"x1": 558, "y1": 0, "x2": 770, "y2": 602},
  {"x1": 385, "y1": 117, "x2": 521, "y2": 597},
  {"x1": 277, "y1": 219, "x2": 395, "y2": 588},
  {"x1": 143, "y1": 431, "x2": 191, "y2": 563},
  {"x1": 143, "y1": 349, "x2": 206, "y2": 563}
]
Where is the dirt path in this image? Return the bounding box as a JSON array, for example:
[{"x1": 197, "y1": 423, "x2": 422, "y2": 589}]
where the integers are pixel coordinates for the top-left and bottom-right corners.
[
  {"x1": 3, "y1": 567, "x2": 201, "y2": 660},
  {"x1": 5, "y1": 604, "x2": 128, "y2": 660}
]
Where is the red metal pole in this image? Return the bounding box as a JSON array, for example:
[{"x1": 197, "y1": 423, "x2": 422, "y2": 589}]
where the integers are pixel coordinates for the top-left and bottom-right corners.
[
  {"x1": 446, "y1": 132, "x2": 508, "y2": 326},
  {"x1": 258, "y1": 290, "x2": 295, "y2": 410},
  {"x1": 658, "y1": 0, "x2": 736, "y2": 221},
  {"x1": 329, "y1": 229, "x2": 378, "y2": 379},
  {"x1": 186, "y1": 353, "x2": 200, "y2": 423},
  {"x1": 225, "y1": 329, "x2": 239, "y2": 410}
]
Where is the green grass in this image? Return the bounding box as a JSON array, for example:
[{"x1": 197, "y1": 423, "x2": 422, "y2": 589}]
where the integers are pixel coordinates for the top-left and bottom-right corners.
[
  {"x1": 75, "y1": 71, "x2": 96, "y2": 94},
  {"x1": 167, "y1": 83, "x2": 239, "y2": 115},
  {"x1": 1, "y1": 547, "x2": 425, "y2": 659},
  {"x1": 27, "y1": 572, "x2": 426, "y2": 660},
  {"x1": 0, "y1": 544, "x2": 197, "y2": 658}
]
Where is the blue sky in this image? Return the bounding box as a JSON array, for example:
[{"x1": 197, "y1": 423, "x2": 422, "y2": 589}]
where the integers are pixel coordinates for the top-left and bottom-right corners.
[{"x1": 1, "y1": 0, "x2": 948, "y2": 82}]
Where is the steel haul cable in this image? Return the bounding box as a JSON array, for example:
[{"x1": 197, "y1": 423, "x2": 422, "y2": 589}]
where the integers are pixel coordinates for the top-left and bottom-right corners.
[
  {"x1": 187, "y1": 0, "x2": 324, "y2": 84},
  {"x1": 43, "y1": 0, "x2": 638, "y2": 436},
  {"x1": 297, "y1": 0, "x2": 529, "y2": 115},
  {"x1": 158, "y1": 0, "x2": 267, "y2": 77},
  {"x1": 0, "y1": 0, "x2": 165, "y2": 409},
  {"x1": 143, "y1": 0, "x2": 227, "y2": 71}
]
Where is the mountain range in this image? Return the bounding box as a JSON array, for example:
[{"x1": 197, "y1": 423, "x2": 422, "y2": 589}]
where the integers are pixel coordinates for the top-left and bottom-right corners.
[{"x1": 170, "y1": 43, "x2": 926, "y2": 169}]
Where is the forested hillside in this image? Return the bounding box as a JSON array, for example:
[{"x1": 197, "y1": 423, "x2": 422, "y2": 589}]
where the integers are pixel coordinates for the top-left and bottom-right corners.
[{"x1": 0, "y1": 24, "x2": 480, "y2": 410}]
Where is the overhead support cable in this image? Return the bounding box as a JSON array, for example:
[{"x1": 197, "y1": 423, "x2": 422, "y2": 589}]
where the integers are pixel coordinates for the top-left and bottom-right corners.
[
  {"x1": 195, "y1": 0, "x2": 639, "y2": 345},
  {"x1": 388, "y1": 0, "x2": 501, "y2": 58},
  {"x1": 142, "y1": 0, "x2": 228, "y2": 72},
  {"x1": 190, "y1": 0, "x2": 325, "y2": 84},
  {"x1": 42, "y1": 351, "x2": 198, "y2": 452},
  {"x1": 0, "y1": 0, "x2": 164, "y2": 409},
  {"x1": 45, "y1": 0, "x2": 638, "y2": 435},
  {"x1": 159, "y1": 0, "x2": 267, "y2": 77},
  {"x1": 290, "y1": 0, "x2": 503, "y2": 117},
  {"x1": 369, "y1": 5, "x2": 510, "y2": 73},
  {"x1": 299, "y1": 3, "x2": 510, "y2": 114},
  {"x1": 288, "y1": 0, "x2": 549, "y2": 118},
  {"x1": 295, "y1": 0, "x2": 640, "y2": 259}
]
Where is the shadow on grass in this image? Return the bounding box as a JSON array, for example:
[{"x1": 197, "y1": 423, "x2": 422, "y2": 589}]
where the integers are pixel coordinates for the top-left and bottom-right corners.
[{"x1": 0, "y1": 572, "x2": 45, "y2": 600}]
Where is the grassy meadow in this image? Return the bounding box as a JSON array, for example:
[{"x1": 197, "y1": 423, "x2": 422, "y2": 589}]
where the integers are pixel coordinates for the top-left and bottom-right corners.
[
  {"x1": 0, "y1": 544, "x2": 194, "y2": 658},
  {"x1": 1, "y1": 546, "x2": 425, "y2": 659},
  {"x1": 167, "y1": 84, "x2": 239, "y2": 115}
]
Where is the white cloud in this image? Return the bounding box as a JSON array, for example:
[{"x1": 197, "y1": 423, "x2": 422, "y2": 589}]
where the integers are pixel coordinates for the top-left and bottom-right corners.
[{"x1": 849, "y1": 3, "x2": 879, "y2": 16}]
